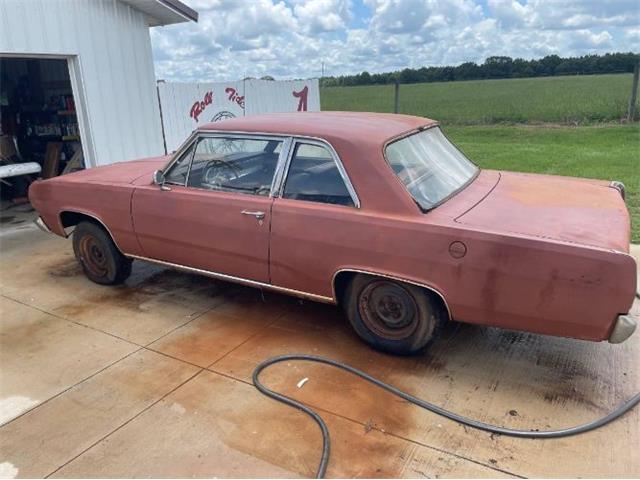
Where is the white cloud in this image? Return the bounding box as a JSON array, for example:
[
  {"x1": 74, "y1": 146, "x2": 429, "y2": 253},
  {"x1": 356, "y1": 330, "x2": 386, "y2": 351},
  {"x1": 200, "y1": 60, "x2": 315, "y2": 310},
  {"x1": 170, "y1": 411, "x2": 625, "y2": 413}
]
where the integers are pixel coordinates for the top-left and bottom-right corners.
[
  {"x1": 487, "y1": 0, "x2": 530, "y2": 28},
  {"x1": 569, "y1": 29, "x2": 614, "y2": 49},
  {"x1": 293, "y1": 0, "x2": 352, "y2": 33},
  {"x1": 151, "y1": 0, "x2": 640, "y2": 82}
]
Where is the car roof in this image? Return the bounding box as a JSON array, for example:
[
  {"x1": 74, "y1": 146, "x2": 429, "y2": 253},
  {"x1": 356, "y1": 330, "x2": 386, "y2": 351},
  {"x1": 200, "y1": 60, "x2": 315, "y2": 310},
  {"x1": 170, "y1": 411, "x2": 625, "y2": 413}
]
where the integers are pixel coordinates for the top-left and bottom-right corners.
[{"x1": 197, "y1": 111, "x2": 438, "y2": 146}]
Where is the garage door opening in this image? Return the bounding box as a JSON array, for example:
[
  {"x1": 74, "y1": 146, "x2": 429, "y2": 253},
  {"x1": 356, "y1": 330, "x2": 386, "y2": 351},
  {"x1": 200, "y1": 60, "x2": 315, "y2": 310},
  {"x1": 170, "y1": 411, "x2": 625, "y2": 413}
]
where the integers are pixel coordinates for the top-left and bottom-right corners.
[{"x1": 0, "y1": 57, "x2": 84, "y2": 205}]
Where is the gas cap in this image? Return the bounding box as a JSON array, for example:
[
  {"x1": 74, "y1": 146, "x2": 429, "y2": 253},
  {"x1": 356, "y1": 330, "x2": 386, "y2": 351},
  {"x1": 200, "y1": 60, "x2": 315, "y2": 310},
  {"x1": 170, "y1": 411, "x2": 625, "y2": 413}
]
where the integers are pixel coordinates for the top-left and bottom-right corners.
[{"x1": 449, "y1": 241, "x2": 467, "y2": 259}]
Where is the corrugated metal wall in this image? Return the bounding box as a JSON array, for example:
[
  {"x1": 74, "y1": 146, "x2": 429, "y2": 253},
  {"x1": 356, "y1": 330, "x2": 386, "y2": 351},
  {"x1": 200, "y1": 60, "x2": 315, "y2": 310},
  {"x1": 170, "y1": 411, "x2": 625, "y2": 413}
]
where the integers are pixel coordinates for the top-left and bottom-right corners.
[
  {"x1": 0, "y1": 0, "x2": 165, "y2": 167},
  {"x1": 157, "y1": 79, "x2": 321, "y2": 152}
]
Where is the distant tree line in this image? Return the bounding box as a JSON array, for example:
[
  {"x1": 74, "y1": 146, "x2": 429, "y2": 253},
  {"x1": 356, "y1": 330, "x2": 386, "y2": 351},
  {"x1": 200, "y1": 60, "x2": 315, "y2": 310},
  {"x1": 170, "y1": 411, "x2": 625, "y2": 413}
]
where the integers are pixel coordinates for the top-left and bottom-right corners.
[{"x1": 321, "y1": 52, "x2": 639, "y2": 87}]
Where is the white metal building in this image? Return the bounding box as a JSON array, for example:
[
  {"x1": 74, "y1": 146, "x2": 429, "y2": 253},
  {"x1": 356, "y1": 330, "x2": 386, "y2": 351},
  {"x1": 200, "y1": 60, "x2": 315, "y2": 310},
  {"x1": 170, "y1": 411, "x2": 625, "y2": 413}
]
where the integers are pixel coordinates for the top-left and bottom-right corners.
[{"x1": 0, "y1": 0, "x2": 197, "y2": 170}]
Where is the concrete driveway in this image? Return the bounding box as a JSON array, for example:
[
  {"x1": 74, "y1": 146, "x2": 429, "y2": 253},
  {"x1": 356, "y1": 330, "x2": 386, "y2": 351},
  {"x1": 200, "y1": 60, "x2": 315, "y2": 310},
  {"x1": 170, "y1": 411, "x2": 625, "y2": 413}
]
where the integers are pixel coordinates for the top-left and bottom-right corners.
[{"x1": 1, "y1": 208, "x2": 639, "y2": 478}]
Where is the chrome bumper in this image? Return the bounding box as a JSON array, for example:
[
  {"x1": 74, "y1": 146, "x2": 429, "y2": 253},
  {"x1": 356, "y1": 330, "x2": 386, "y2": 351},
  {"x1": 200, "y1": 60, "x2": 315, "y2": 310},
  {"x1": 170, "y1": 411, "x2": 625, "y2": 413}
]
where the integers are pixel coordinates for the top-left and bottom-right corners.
[
  {"x1": 34, "y1": 216, "x2": 52, "y2": 234},
  {"x1": 608, "y1": 314, "x2": 637, "y2": 343}
]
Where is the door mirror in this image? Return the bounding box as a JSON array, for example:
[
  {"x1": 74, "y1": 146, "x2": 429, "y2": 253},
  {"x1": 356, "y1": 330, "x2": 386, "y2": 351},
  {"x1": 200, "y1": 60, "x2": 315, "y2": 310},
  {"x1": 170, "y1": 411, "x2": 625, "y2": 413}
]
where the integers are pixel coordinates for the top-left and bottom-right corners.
[{"x1": 152, "y1": 170, "x2": 165, "y2": 185}]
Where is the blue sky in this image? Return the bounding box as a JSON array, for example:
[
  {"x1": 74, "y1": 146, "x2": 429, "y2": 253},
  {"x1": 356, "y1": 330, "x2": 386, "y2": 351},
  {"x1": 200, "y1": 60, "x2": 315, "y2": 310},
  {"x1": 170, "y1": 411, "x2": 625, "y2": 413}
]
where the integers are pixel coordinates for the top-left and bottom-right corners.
[{"x1": 150, "y1": 0, "x2": 640, "y2": 82}]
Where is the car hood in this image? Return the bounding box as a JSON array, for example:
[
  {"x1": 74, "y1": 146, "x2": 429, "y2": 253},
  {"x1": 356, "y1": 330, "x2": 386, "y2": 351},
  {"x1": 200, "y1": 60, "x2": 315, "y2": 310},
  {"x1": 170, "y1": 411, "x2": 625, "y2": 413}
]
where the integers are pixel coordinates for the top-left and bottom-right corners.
[
  {"x1": 59, "y1": 156, "x2": 169, "y2": 185},
  {"x1": 454, "y1": 171, "x2": 630, "y2": 252}
]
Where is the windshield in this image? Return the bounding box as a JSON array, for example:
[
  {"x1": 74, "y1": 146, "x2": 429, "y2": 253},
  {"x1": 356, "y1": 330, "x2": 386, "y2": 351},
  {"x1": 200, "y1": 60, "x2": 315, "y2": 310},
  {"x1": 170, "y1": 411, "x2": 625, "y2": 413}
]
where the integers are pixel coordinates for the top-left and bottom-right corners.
[{"x1": 385, "y1": 127, "x2": 479, "y2": 210}]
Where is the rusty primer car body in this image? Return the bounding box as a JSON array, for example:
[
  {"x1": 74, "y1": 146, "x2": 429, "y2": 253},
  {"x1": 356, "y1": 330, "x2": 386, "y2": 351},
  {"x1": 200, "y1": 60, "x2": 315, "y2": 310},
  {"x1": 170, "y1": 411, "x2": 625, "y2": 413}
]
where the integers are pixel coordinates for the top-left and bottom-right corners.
[{"x1": 30, "y1": 112, "x2": 637, "y2": 344}]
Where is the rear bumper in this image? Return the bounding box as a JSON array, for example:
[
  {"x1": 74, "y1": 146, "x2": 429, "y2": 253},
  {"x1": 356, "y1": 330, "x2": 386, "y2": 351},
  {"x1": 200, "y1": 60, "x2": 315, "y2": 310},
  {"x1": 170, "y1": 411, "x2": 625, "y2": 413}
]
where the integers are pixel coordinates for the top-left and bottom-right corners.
[
  {"x1": 34, "y1": 216, "x2": 53, "y2": 234},
  {"x1": 608, "y1": 314, "x2": 637, "y2": 343}
]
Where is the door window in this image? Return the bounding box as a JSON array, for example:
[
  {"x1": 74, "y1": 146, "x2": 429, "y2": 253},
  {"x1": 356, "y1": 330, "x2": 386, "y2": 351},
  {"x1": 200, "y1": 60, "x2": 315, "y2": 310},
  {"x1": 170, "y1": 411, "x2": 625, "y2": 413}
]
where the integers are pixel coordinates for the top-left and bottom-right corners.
[
  {"x1": 282, "y1": 143, "x2": 355, "y2": 207},
  {"x1": 164, "y1": 142, "x2": 195, "y2": 185},
  {"x1": 186, "y1": 137, "x2": 282, "y2": 196}
]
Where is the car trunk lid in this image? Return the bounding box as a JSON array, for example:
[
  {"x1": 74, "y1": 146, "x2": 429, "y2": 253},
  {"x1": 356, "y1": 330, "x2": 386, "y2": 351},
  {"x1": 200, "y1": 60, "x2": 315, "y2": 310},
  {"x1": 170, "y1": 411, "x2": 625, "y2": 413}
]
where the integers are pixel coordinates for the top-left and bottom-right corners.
[{"x1": 454, "y1": 171, "x2": 631, "y2": 252}]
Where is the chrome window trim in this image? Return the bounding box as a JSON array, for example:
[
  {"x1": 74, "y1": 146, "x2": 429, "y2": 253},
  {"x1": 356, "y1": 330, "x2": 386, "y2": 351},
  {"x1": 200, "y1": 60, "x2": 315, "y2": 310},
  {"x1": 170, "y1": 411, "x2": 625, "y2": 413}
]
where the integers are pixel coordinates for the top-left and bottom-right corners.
[
  {"x1": 164, "y1": 130, "x2": 361, "y2": 208},
  {"x1": 164, "y1": 131, "x2": 290, "y2": 196},
  {"x1": 273, "y1": 136, "x2": 298, "y2": 197},
  {"x1": 167, "y1": 140, "x2": 197, "y2": 187},
  {"x1": 125, "y1": 253, "x2": 336, "y2": 304},
  {"x1": 270, "y1": 136, "x2": 294, "y2": 198},
  {"x1": 162, "y1": 131, "x2": 198, "y2": 179},
  {"x1": 382, "y1": 124, "x2": 480, "y2": 213},
  {"x1": 275, "y1": 137, "x2": 361, "y2": 208}
]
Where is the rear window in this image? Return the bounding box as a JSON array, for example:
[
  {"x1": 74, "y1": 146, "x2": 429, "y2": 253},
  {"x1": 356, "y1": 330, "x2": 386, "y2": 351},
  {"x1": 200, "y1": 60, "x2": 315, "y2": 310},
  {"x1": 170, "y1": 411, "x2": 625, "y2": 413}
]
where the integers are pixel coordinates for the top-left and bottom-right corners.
[{"x1": 385, "y1": 127, "x2": 478, "y2": 210}]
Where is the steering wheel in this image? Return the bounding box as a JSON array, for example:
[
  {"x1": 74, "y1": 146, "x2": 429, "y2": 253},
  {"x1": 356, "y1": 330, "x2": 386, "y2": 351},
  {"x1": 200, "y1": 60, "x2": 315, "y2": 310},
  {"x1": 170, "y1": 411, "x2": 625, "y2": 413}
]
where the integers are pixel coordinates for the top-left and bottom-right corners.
[{"x1": 203, "y1": 159, "x2": 240, "y2": 187}]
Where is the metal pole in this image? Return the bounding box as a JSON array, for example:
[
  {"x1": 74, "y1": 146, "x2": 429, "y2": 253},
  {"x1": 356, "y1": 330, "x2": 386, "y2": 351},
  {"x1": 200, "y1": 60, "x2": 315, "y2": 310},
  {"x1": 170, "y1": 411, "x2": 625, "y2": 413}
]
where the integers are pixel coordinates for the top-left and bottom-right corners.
[
  {"x1": 156, "y1": 80, "x2": 168, "y2": 155},
  {"x1": 394, "y1": 80, "x2": 399, "y2": 114},
  {"x1": 627, "y1": 61, "x2": 639, "y2": 121}
]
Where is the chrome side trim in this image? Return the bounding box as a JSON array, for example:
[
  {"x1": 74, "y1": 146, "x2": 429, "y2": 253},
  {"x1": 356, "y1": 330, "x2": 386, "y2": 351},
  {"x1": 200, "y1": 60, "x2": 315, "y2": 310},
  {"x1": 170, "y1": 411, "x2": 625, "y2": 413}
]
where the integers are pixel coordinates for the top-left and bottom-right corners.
[
  {"x1": 331, "y1": 268, "x2": 452, "y2": 320},
  {"x1": 34, "y1": 216, "x2": 52, "y2": 234},
  {"x1": 608, "y1": 314, "x2": 637, "y2": 343},
  {"x1": 126, "y1": 254, "x2": 336, "y2": 304}
]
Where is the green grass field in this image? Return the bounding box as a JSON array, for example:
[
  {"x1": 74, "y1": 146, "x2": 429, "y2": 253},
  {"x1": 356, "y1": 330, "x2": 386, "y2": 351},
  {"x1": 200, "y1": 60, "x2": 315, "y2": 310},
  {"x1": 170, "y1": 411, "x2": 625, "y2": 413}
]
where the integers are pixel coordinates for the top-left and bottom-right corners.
[
  {"x1": 321, "y1": 74, "x2": 636, "y2": 125},
  {"x1": 444, "y1": 124, "x2": 640, "y2": 242},
  {"x1": 321, "y1": 74, "x2": 640, "y2": 242}
]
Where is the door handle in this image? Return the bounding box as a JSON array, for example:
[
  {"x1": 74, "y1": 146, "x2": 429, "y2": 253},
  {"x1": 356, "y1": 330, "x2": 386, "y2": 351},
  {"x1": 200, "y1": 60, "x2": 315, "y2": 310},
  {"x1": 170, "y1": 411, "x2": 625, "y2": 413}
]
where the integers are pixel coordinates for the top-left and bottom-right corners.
[{"x1": 241, "y1": 210, "x2": 266, "y2": 220}]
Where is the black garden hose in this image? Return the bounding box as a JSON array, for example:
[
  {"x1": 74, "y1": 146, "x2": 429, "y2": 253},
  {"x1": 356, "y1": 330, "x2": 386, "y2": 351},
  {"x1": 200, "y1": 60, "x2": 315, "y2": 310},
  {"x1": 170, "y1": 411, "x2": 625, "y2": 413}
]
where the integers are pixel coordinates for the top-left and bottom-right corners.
[{"x1": 252, "y1": 354, "x2": 640, "y2": 478}]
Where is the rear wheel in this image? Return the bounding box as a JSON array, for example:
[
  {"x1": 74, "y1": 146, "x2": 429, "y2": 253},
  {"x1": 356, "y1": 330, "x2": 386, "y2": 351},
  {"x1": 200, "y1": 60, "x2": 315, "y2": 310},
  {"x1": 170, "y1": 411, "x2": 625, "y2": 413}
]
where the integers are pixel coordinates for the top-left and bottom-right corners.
[
  {"x1": 345, "y1": 274, "x2": 446, "y2": 355},
  {"x1": 72, "y1": 221, "x2": 132, "y2": 285}
]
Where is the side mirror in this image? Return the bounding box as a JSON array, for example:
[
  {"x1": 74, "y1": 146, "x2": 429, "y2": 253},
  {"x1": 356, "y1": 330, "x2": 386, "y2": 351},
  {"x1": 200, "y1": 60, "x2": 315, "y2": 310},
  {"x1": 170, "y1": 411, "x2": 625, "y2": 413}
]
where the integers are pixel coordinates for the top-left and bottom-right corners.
[{"x1": 152, "y1": 170, "x2": 165, "y2": 185}]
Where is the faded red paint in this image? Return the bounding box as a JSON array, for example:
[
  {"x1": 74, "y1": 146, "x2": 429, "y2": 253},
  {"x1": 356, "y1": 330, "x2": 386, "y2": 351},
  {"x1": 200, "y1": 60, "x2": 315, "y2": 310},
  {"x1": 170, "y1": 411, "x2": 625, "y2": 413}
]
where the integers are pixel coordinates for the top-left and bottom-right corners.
[{"x1": 28, "y1": 112, "x2": 637, "y2": 343}]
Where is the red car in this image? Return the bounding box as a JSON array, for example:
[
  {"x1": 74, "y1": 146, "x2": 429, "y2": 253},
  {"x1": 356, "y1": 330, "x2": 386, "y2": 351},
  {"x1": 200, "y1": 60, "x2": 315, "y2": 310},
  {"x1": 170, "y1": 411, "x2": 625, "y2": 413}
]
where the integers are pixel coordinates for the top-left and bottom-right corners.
[{"x1": 29, "y1": 112, "x2": 637, "y2": 354}]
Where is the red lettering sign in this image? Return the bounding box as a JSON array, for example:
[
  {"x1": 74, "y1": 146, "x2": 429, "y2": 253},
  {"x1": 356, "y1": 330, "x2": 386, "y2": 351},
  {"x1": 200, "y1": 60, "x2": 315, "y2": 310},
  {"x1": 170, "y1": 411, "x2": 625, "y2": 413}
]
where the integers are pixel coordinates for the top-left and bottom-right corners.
[
  {"x1": 190, "y1": 91, "x2": 213, "y2": 122},
  {"x1": 292, "y1": 85, "x2": 308, "y2": 111},
  {"x1": 225, "y1": 87, "x2": 245, "y2": 109}
]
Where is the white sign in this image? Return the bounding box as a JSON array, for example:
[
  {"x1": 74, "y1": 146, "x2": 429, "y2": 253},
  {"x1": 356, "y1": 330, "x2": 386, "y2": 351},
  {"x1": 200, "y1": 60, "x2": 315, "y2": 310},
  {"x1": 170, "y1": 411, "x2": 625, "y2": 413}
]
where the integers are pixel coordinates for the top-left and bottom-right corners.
[{"x1": 157, "y1": 79, "x2": 320, "y2": 152}]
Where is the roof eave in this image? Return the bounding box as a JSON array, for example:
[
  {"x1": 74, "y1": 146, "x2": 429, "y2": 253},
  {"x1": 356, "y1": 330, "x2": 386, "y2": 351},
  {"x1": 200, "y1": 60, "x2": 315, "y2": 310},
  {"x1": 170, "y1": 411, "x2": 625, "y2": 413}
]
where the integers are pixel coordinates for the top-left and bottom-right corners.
[
  {"x1": 156, "y1": 0, "x2": 198, "y2": 24},
  {"x1": 119, "y1": 0, "x2": 198, "y2": 27}
]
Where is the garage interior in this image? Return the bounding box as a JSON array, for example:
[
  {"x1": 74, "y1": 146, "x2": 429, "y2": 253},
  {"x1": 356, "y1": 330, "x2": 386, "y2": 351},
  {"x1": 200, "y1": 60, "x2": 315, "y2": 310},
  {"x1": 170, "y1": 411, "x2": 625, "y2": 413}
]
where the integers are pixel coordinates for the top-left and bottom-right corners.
[
  {"x1": 0, "y1": 57, "x2": 84, "y2": 211},
  {"x1": 0, "y1": 212, "x2": 638, "y2": 478}
]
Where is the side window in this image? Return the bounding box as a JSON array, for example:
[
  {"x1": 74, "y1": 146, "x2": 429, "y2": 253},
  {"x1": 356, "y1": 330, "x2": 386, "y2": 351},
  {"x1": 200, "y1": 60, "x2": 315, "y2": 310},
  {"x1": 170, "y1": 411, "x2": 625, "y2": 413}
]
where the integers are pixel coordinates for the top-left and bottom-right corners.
[
  {"x1": 164, "y1": 142, "x2": 195, "y2": 185},
  {"x1": 187, "y1": 137, "x2": 282, "y2": 196},
  {"x1": 282, "y1": 143, "x2": 354, "y2": 207}
]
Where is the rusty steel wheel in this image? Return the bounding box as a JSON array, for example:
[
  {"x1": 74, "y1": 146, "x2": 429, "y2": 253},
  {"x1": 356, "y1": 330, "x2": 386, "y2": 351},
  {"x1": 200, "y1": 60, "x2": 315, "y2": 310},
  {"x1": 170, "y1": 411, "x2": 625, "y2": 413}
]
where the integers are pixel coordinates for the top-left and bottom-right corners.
[
  {"x1": 345, "y1": 274, "x2": 446, "y2": 355},
  {"x1": 358, "y1": 280, "x2": 419, "y2": 340},
  {"x1": 78, "y1": 234, "x2": 109, "y2": 277},
  {"x1": 72, "y1": 221, "x2": 132, "y2": 285}
]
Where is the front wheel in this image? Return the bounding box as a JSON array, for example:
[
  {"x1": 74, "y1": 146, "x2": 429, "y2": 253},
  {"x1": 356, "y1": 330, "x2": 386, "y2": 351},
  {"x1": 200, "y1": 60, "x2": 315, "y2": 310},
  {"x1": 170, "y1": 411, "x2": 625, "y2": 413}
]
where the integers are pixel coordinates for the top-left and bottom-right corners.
[
  {"x1": 345, "y1": 274, "x2": 446, "y2": 355},
  {"x1": 72, "y1": 221, "x2": 132, "y2": 285}
]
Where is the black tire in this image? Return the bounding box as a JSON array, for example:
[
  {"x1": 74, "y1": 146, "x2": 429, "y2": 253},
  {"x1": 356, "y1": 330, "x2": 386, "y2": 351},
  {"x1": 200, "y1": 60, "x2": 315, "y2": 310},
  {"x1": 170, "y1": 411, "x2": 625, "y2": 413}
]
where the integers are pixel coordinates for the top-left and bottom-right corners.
[
  {"x1": 72, "y1": 221, "x2": 132, "y2": 285},
  {"x1": 344, "y1": 274, "x2": 446, "y2": 355}
]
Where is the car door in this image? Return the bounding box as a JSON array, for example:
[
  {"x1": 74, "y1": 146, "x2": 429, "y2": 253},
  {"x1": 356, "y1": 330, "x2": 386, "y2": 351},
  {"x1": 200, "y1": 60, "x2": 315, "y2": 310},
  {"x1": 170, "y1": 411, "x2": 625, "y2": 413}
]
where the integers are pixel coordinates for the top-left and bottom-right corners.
[
  {"x1": 131, "y1": 133, "x2": 287, "y2": 283},
  {"x1": 269, "y1": 139, "x2": 361, "y2": 297}
]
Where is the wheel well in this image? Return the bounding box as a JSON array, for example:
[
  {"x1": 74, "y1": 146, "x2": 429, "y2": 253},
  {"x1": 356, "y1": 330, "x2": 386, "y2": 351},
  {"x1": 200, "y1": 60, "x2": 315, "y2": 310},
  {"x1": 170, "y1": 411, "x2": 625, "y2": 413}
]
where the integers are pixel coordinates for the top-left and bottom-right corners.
[
  {"x1": 60, "y1": 211, "x2": 127, "y2": 256},
  {"x1": 333, "y1": 271, "x2": 355, "y2": 306},
  {"x1": 60, "y1": 211, "x2": 100, "y2": 229},
  {"x1": 59, "y1": 211, "x2": 114, "y2": 243},
  {"x1": 332, "y1": 270, "x2": 451, "y2": 321}
]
